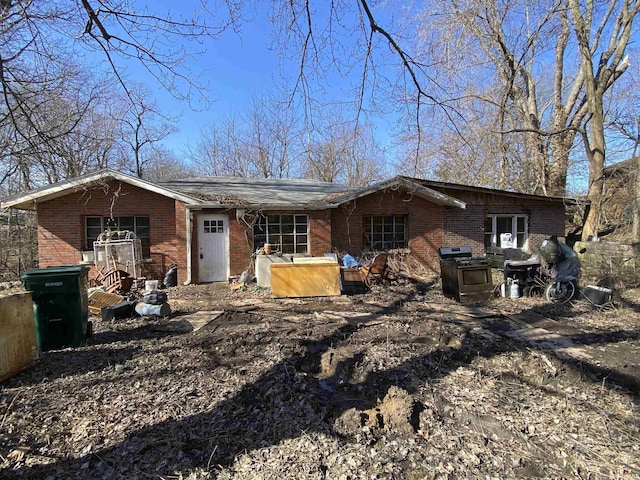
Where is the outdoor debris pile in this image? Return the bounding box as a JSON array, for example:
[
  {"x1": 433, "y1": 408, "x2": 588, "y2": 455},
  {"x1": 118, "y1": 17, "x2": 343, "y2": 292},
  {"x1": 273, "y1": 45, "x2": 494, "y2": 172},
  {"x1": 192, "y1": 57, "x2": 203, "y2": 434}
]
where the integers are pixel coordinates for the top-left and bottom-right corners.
[
  {"x1": 88, "y1": 286, "x2": 172, "y2": 321},
  {"x1": 1, "y1": 280, "x2": 639, "y2": 479}
]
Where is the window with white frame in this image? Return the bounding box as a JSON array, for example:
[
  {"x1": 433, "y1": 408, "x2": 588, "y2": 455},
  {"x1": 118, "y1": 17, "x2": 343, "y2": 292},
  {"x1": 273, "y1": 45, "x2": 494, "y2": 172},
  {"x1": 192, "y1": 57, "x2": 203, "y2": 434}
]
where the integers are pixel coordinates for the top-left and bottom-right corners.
[
  {"x1": 484, "y1": 214, "x2": 528, "y2": 249},
  {"x1": 85, "y1": 216, "x2": 151, "y2": 257},
  {"x1": 363, "y1": 215, "x2": 407, "y2": 251},
  {"x1": 253, "y1": 214, "x2": 308, "y2": 254}
]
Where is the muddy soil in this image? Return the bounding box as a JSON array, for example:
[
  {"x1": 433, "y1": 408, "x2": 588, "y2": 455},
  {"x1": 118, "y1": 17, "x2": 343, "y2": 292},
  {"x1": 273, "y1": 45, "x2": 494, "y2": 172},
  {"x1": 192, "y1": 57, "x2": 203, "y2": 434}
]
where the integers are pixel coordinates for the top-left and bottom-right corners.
[{"x1": 1, "y1": 275, "x2": 639, "y2": 479}]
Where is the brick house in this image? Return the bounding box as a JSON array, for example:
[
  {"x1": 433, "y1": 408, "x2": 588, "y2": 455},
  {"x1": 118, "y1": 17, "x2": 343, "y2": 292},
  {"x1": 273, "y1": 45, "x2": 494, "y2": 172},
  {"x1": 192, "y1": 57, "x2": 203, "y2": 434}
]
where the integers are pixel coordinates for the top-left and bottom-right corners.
[
  {"x1": 602, "y1": 157, "x2": 637, "y2": 230},
  {"x1": 1, "y1": 169, "x2": 569, "y2": 284}
]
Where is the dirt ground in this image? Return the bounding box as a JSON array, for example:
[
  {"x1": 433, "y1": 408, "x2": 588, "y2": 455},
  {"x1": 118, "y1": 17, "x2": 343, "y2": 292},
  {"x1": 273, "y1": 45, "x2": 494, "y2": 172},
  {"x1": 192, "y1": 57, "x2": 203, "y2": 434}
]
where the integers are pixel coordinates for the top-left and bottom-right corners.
[{"x1": 1, "y1": 273, "x2": 640, "y2": 479}]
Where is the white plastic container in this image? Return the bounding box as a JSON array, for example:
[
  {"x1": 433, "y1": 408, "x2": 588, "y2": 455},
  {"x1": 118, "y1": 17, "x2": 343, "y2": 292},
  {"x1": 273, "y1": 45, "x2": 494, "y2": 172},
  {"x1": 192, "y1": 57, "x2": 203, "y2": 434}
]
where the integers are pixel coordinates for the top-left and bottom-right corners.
[
  {"x1": 500, "y1": 233, "x2": 513, "y2": 248},
  {"x1": 509, "y1": 280, "x2": 520, "y2": 298},
  {"x1": 145, "y1": 280, "x2": 159, "y2": 292}
]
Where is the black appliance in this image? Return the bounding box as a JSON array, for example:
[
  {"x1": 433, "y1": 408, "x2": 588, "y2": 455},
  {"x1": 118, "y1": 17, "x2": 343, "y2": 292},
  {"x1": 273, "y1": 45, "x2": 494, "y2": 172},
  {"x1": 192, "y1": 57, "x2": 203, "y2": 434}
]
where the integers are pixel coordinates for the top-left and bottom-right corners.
[
  {"x1": 503, "y1": 260, "x2": 541, "y2": 296},
  {"x1": 485, "y1": 246, "x2": 530, "y2": 269},
  {"x1": 438, "y1": 247, "x2": 493, "y2": 303}
]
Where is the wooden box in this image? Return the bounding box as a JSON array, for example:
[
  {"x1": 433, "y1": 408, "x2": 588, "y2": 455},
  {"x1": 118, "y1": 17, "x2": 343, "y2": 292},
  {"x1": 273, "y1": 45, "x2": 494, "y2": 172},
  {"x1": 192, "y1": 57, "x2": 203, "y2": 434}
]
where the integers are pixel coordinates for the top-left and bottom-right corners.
[
  {"x1": 0, "y1": 292, "x2": 38, "y2": 382},
  {"x1": 270, "y1": 263, "x2": 341, "y2": 298},
  {"x1": 340, "y1": 267, "x2": 367, "y2": 294}
]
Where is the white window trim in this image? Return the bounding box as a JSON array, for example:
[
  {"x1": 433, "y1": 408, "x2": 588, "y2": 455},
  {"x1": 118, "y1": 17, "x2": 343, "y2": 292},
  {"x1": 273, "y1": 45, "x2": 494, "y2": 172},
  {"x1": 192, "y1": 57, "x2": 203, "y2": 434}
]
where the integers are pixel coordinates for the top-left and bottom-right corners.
[{"x1": 485, "y1": 214, "x2": 529, "y2": 249}]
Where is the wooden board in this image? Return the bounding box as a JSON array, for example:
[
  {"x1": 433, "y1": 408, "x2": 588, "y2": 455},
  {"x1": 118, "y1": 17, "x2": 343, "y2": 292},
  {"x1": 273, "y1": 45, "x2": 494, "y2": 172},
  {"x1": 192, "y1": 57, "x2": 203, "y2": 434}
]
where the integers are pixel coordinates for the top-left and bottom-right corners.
[
  {"x1": 270, "y1": 263, "x2": 341, "y2": 298},
  {"x1": 292, "y1": 256, "x2": 338, "y2": 264},
  {"x1": 0, "y1": 292, "x2": 38, "y2": 382},
  {"x1": 88, "y1": 290, "x2": 123, "y2": 315}
]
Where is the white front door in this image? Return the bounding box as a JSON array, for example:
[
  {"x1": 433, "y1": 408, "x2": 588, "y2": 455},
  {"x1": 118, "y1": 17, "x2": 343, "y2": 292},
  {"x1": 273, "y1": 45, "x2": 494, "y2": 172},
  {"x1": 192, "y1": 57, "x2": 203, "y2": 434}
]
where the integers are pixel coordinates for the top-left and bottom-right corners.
[{"x1": 198, "y1": 214, "x2": 229, "y2": 282}]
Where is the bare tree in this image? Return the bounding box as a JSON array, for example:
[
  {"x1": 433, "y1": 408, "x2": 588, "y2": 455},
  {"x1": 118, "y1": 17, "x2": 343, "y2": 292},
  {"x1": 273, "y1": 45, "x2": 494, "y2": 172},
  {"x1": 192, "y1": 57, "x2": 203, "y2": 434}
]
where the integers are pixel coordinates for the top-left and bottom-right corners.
[
  {"x1": 189, "y1": 94, "x2": 302, "y2": 179},
  {"x1": 189, "y1": 114, "x2": 255, "y2": 177},
  {"x1": 116, "y1": 84, "x2": 178, "y2": 179},
  {"x1": 244, "y1": 95, "x2": 301, "y2": 179},
  {"x1": 567, "y1": 0, "x2": 639, "y2": 240},
  {"x1": 606, "y1": 69, "x2": 640, "y2": 243},
  {"x1": 0, "y1": 1, "x2": 237, "y2": 191},
  {"x1": 406, "y1": 0, "x2": 639, "y2": 244},
  {"x1": 0, "y1": 69, "x2": 125, "y2": 191},
  {"x1": 303, "y1": 116, "x2": 385, "y2": 186},
  {"x1": 142, "y1": 148, "x2": 196, "y2": 183}
]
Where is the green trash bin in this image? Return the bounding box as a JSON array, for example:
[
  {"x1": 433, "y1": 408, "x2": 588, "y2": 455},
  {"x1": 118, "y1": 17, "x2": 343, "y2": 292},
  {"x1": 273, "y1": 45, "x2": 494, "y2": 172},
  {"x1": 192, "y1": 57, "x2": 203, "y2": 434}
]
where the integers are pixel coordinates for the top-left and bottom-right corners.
[{"x1": 20, "y1": 265, "x2": 90, "y2": 352}]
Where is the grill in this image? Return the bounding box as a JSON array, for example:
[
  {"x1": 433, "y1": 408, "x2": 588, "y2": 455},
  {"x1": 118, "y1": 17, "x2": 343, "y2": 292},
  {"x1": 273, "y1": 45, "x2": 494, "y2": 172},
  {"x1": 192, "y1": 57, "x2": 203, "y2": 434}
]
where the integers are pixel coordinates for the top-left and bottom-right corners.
[{"x1": 438, "y1": 247, "x2": 493, "y2": 303}]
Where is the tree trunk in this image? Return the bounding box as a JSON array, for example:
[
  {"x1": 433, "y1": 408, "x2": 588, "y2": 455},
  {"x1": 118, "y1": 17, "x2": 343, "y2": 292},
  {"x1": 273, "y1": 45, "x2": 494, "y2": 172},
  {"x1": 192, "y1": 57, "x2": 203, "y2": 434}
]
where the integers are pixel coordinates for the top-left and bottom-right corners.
[
  {"x1": 548, "y1": 131, "x2": 574, "y2": 197},
  {"x1": 580, "y1": 101, "x2": 606, "y2": 241}
]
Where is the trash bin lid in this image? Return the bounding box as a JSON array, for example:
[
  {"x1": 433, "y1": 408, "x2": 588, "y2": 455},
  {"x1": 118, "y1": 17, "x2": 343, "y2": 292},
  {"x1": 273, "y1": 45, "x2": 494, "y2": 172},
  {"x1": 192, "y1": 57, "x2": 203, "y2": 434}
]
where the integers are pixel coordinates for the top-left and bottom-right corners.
[{"x1": 21, "y1": 265, "x2": 89, "y2": 277}]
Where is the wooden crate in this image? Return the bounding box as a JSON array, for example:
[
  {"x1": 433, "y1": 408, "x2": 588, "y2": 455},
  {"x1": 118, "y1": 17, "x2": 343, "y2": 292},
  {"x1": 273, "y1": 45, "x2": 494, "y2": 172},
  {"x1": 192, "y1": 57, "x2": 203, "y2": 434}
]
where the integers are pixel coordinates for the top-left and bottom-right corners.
[
  {"x1": 270, "y1": 263, "x2": 341, "y2": 298},
  {"x1": 340, "y1": 267, "x2": 367, "y2": 294},
  {"x1": 88, "y1": 290, "x2": 124, "y2": 315},
  {"x1": 0, "y1": 292, "x2": 38, "y2": 382}
]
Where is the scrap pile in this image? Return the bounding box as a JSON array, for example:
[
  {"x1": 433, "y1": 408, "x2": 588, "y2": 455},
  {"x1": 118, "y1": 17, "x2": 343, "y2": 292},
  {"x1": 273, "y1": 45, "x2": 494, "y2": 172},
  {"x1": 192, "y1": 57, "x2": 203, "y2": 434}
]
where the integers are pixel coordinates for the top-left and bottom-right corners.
[
  {"x1": 1, "y1": 281, "x2": 639, "y2": 479},
  {"x1": 89, "y1": 267, "x2": 133, "y2": 294}
]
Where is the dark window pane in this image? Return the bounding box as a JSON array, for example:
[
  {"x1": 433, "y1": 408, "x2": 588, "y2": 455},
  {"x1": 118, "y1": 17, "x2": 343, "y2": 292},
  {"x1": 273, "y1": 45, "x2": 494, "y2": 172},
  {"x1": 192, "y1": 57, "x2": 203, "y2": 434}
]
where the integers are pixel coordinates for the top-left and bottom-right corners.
[
  {"x1": 268, "y1": 224, "x2": 280, "y2": 234},
  {"x1": 119, "y1": 217, "x2": 134, "y2": 230},
  {"x1": 496, "y1": 217, "x2": 511, "y2": 235},
  {"x1": 363, "y1": 215, "x2": 408, "y2": 250},
  {"x1": 104, "y1": 217, "x2": 118, "y2": 230},
  {"x1": 282, "y1": 223, "x2": 294, "y2": 234},
  {"x1": 86, "y1": 217, "x2": 102, "y2": 227},
  {"x1": 254, "y1": 234, "x2": 267, "y2": 250},
  {"x1": 140, "y1": 239, "x2": 151, "y2": 258},
  {"x1": 484, "y1": 233, "x2": 493, "y2": 248}
]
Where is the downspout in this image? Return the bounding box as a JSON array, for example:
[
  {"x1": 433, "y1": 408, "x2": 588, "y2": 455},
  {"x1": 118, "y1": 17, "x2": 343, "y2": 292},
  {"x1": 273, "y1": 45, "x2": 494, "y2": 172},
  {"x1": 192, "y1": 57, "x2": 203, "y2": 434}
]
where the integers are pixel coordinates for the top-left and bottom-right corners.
[{"x1": 184, "y1": 206, "x2": 192, "y2": 285}]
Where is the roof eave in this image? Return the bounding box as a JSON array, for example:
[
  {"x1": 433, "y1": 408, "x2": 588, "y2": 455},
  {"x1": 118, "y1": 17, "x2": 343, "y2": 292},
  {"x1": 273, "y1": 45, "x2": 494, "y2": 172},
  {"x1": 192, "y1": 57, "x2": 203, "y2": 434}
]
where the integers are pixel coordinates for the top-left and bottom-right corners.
[
  {"x1": 189, "y1": 202, "x2": 338, "y2": 211},
  {"x1": 329, "y1": 176, "x2": 466, "y2": 209},
  {"x1": 1, "y1": 169, "x2": 203, "y2": 211}
]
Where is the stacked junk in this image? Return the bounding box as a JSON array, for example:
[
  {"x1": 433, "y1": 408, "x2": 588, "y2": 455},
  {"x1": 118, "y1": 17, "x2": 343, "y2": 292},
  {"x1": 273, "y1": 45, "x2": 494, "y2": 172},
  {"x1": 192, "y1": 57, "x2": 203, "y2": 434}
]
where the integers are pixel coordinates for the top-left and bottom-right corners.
[
  {"x1": 17, "y1": 229, "x2": 177, "y2": 354},
  {"x1": 439, "y1": 236, "x2": 613, "y2": 307},
  {"x1": 88, "y1": 230, "x2": 177, "y2": 322}
]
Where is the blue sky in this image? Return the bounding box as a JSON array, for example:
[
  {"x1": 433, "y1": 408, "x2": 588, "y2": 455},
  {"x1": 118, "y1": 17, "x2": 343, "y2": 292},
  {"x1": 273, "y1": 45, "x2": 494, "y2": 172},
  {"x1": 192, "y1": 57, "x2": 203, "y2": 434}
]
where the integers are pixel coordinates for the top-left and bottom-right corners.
[
  {"x1": 122, "y1": 1, "x2": 402, "y2": 160},
  {"x1": 131, "y1": 4, "x2": 284, "y2": 151},
  {"x1": 117, "y1": 1, "x2": 639, "y2": 195}
]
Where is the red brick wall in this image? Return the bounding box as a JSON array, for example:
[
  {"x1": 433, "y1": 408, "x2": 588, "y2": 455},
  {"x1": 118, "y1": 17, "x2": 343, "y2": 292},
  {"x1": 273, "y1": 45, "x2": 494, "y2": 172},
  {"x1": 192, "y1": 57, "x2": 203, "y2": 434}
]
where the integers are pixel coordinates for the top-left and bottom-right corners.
[
  {"x1": 228, "y1": 210, "x2": 253, "y2": 277},
  {"x1": 439, "y1": 189, "x2": 566, "y2": 254},
  {"x1": 34, "y1": 179, "x2": 566, "y2": 284},
  {"x1": 36, "y1": 181, "x2": 185, "y2": 283},
  {"x1": 331, "y1": 190, "x2": 446, "y2": 272},
  {"x1": 330, "y1": 188, "x2": 566, "y2": 271},
  {"x1": 213, "y1": 209, "x2": 334, "y2": 279},
  {"x1": 309, "y1": 210, "x2": 333, "y2": 256}
]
